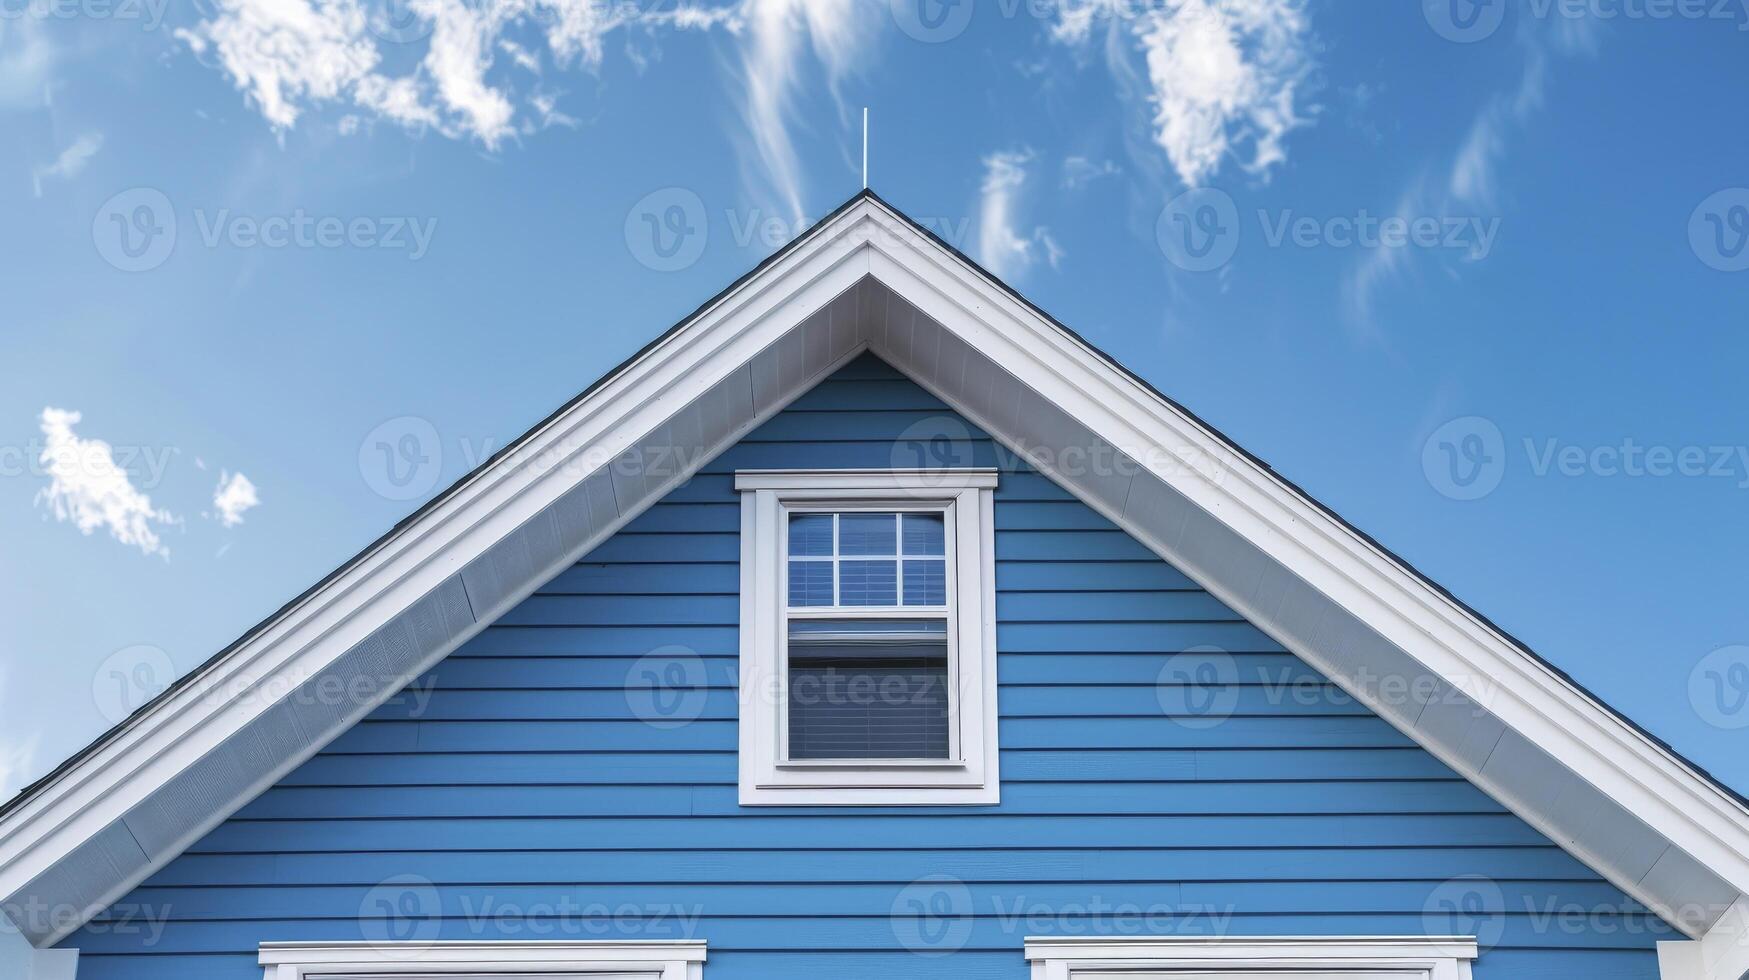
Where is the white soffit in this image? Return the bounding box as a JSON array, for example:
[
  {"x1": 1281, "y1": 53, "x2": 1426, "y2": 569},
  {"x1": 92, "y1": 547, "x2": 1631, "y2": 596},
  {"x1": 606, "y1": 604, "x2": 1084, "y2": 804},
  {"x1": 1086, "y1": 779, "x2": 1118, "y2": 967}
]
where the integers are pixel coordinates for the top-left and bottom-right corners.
[{"x1": 0, "y1": 192, "x2": 1745, "y2": 950}]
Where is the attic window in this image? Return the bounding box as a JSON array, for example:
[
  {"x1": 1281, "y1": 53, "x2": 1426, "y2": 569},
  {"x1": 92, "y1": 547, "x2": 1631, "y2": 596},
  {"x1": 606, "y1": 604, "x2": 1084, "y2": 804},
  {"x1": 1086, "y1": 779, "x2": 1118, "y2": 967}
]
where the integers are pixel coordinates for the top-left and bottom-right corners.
[{"x1": 735, "y1": 469, "x2": 1000, "y2": 805}]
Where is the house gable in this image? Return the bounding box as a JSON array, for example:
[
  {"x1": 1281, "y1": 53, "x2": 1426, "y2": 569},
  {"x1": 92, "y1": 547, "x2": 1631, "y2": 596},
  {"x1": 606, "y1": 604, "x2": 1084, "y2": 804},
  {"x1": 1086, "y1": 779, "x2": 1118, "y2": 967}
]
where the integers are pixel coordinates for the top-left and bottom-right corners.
[
  {"x1": 63, "y1": 356, "x2": 1675, "y2": 980},
  {"x1": 2, "y1": 192, "x2": 1745, "y2": 979}
]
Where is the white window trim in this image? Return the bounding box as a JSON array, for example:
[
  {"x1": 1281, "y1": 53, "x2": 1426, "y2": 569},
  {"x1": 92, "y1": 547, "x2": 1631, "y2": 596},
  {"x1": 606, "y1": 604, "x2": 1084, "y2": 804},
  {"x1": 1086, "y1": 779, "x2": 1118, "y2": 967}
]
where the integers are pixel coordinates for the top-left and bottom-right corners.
[
  {"x1": 1025, "y1": 936, "x2": 1478, "y2": 980},
  {"x1": 735, "y1": 468, "x2": 1000, "y2": 805},
  {"x1": 258, "y1": 940, "x2": 706, "y2": 980}
]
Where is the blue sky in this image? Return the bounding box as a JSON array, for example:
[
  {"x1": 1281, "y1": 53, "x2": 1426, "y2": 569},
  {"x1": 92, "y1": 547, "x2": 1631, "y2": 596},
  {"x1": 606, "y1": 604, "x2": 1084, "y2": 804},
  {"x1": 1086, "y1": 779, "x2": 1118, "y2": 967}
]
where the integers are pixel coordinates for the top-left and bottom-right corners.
[{"x1": 1, "y1": 0, "x2": 1746, "y2": 802}]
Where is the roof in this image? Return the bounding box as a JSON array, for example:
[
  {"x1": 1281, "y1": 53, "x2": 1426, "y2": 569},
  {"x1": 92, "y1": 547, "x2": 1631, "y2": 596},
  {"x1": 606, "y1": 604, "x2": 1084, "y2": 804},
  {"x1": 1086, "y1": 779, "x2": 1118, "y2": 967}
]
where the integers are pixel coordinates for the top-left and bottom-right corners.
[{"x1": 3, "y1": 190, "x2": 1747, "y2": 965}]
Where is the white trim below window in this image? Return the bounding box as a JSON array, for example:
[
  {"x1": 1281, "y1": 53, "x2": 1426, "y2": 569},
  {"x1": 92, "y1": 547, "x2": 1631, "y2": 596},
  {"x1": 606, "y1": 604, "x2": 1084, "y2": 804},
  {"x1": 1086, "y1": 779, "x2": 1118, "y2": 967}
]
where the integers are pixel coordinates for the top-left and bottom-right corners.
[
  {"x1": 735, "y1": 468, "x2": 1000, "y2": 805},
  {"x1": 1025, "y1": 936, "x2": 1478, "y2": 980},
  {"x1": 258, "y1": 940, "x2": 706, "y2": 980}
]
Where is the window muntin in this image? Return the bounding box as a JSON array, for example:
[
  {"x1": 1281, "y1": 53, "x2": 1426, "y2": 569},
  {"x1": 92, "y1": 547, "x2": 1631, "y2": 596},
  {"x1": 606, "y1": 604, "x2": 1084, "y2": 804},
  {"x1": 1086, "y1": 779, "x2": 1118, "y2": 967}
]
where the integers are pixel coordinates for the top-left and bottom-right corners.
[
  {"x1": 781, "y1": 506, "x2": 955, "y2": 761},
  {"x1": 786, "y1": 511, "x2": 947, "y2": 608}
]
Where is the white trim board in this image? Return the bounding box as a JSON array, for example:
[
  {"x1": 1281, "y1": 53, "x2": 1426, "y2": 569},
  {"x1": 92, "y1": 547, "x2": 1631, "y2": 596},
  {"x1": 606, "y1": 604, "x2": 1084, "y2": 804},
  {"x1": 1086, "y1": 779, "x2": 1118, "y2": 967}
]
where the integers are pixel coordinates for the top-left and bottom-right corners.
[
  {"x1": 258, "y1": 940, "x2": 705, "y2": 980},
  {"x1": 1025, "y1": 936, "x2": 1477, "y2": 980},
  {"x1": 0, "y1": 190, "x2": 1745, "y2": 955}
]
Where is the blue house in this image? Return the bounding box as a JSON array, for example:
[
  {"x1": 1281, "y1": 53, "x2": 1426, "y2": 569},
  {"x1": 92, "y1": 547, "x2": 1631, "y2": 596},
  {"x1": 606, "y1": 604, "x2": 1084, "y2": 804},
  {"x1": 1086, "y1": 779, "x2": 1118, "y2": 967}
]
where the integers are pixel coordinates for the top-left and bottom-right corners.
[{"x1": 2, "y1": 191, "x2": 1747, "y2": 980}]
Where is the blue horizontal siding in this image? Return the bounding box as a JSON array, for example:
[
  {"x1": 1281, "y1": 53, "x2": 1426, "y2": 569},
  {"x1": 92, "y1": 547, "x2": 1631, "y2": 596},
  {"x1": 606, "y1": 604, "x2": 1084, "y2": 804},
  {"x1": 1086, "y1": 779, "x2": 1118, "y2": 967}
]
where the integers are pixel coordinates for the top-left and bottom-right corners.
[{"x1": 67, "y1": 356, "x2": 1670, "y2": 979}]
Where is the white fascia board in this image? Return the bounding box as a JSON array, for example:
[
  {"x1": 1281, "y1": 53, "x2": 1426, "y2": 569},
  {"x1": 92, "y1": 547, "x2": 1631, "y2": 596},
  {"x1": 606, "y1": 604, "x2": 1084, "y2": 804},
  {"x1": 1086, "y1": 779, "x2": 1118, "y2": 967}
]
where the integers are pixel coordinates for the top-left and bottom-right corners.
[
  {"x1": 1659, "y1": 897, "x2": 1749, "y2": 980},
  {"x1": 0, "y1": 206, "x2": 882, "y2": 911},
  {"x1": 848, "y1": 200, "x2": 1749, "y2": 910}
]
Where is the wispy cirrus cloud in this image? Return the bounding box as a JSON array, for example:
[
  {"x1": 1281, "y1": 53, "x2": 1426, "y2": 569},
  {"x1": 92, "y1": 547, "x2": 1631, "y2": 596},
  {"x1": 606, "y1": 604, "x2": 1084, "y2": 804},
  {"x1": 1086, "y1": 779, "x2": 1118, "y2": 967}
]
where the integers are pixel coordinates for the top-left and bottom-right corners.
[
  {"x1": 1341, "y1": 17, "x2": 1596, "y2": 337},
  {"x1": 1053, "y1": 0, "x2": 1316, "y2": 189},
  {"x1": 733, "y1": 0, "x2": 875, "y2": 225},
  {"x1": 977, "y1": 149, "x2": 1064, "y2": 282},
  {"x1": 34, "y1": 408, "x2": 179, "y2": 560},
  {"x1": 31, "y1": 132, "x2": 103, "y2": 198}
]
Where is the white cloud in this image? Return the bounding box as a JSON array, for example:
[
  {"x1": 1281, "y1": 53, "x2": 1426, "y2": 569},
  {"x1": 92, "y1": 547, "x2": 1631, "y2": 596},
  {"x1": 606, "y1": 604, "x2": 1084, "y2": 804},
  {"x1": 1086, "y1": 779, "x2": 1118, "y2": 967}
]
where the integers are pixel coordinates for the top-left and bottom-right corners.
[
  {"x1": 211, "y1": 471, "x2": 260, "y2": 528},
  {"x1": 977, "y1": 149, "x2": 1063, "y2": 282},
  {"x1": 31, "y1": 132, "x2": 103, "y2": 198},
  {"x1": 734, "y1": 0, "x2": 874, "y2": 225},
  {"x1": 177, "y1": 0, "x2": 681, "y2": 146},
  {"x1": 1054, "y1": 0, "x2": 1315, "y2": 189},
  {"x1": 1062, "y1": 155, "x2": 1120, "y2": 190},
  {"x1": 1343, "y1": 23, "x2": 1583, "y2": 337},
  {"x1": 34, "y1": 408, "x2": 178, "y2": 559},
  {"x1": 0, "y1": 17, "x2": 54, "y2": 110},
  {"x1": 176, "y1": 0, "x2": 381, "y2": 131}
]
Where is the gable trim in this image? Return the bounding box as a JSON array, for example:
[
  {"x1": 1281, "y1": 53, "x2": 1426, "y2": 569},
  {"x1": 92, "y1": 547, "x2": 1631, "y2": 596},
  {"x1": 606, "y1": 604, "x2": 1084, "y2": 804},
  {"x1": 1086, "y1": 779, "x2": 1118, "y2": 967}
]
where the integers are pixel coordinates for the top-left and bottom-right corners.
[{"x1": 851, "y1": 204, "x2": 1749, "y2": 932}]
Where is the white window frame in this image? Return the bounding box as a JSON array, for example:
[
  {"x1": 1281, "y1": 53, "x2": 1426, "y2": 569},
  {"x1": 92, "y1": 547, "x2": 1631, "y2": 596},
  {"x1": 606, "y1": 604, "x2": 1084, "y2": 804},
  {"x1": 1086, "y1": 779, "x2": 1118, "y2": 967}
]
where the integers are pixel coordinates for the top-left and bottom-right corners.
[
  {"x1": 258, "y1": 941, "x2": 705, "y2": 980},
  {"x1": 735, "y1": 468, "x2": 1000, "y2": 805},
  {"x1": 1024, "y1": 937, "x2": 1478, "y2": 980}
]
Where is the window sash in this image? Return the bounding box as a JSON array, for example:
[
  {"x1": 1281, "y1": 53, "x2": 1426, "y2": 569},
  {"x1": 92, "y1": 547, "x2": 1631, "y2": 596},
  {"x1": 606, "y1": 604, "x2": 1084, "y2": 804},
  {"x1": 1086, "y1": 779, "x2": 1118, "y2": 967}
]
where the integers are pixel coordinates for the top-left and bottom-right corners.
[{"x1": 777, "y1": 500, "x2": 961, "y2": 763}]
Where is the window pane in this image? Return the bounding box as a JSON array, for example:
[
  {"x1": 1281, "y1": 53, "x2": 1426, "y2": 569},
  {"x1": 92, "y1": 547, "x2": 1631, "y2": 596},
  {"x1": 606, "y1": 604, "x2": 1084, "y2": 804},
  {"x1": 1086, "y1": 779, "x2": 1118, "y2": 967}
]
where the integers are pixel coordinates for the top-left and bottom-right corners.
[
  {"x1": 839, "y1": 559, "x2": 897, "y2": 605},
  {"x1": 788, "y1": 629, "x2": 949, "y2": 760},
  {"x1": 788, "y1": 514, "x2": 834, "y2": 557},
  {"x1": 903, "y1": 559, "x2": 947, "y2": 606},
  {"x1": 839, "y1": 513, "x2": 897, "y2": 556},
  {"x1": 788, "y1": 560, "x2": 834, "y2": 606},
  {"x1": 902, "y1": 513, "x2": 946, "y2": 556}
]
